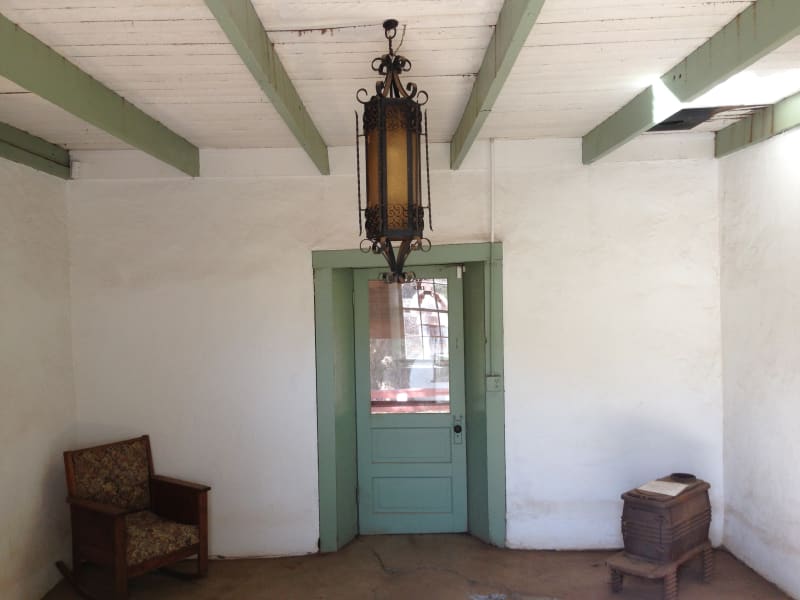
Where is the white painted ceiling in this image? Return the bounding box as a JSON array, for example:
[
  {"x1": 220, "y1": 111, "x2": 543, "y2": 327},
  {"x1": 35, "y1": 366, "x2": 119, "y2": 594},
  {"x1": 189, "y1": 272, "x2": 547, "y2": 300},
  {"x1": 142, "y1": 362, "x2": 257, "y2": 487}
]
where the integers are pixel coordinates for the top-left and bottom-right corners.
[{"x1": 0, "y1": 0, "x2": 798, "y2": 154}]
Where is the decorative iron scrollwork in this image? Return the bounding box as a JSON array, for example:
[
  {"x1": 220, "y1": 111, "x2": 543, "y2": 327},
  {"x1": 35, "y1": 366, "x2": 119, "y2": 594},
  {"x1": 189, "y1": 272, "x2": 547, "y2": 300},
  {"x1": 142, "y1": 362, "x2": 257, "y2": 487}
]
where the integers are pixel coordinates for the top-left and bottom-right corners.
[
  {"x1": 355, "y1": 19, "x2": 432, "y2": 284},
  {"x1": 357, "y1": 20, "x2": 426, "y2": 104}
]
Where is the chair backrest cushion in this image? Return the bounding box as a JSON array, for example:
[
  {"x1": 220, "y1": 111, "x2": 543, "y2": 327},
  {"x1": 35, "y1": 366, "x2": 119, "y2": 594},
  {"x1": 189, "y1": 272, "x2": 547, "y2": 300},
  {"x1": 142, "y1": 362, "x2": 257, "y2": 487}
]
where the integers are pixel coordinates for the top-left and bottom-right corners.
[{"x1": 69, "y1": 437, "x2": 151, "y2": 511}]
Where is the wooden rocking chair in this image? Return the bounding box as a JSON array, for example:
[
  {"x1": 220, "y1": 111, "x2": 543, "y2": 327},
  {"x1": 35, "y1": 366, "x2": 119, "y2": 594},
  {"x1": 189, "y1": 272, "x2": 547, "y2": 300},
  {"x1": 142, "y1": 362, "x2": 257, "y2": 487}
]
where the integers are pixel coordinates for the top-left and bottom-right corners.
[{"x1": 56, "y1": 435, "x2": 210, "y2": 599}]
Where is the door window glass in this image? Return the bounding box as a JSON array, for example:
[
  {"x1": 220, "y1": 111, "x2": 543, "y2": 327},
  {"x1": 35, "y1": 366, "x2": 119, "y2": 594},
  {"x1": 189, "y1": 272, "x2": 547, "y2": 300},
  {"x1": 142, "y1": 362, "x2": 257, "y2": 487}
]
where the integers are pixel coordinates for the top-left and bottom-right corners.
[{"x1": 368, "y1": 278, "x2": 450, "y2": 414}]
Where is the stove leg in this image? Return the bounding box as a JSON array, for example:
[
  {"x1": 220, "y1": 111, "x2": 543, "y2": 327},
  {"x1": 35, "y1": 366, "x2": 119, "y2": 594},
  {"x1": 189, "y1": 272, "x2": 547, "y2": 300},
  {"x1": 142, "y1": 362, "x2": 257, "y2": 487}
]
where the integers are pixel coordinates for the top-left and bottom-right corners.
[
  {"x1": 702, "y1": 546, "x2": 714, "y2": 583},
  {"x1": 610, "y1": 568, "x2": 623, "y2": 593},
  {"x1": 663, "y1": 570, "x2": 678, "y2": 600}
]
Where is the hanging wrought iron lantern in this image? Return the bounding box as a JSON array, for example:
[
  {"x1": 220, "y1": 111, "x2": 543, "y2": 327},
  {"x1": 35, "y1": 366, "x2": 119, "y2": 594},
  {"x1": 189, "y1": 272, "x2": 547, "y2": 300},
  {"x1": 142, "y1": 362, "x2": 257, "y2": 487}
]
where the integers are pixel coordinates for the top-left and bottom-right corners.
[{"x1": 356, "y1": 19, "x2": 432, "y2": 283}]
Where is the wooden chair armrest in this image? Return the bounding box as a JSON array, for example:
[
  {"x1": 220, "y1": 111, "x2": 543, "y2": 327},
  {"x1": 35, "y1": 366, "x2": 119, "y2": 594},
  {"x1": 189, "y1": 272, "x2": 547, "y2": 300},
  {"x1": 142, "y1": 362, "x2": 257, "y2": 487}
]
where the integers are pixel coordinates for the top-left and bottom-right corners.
[
  {"x1": 151, "y1": 474, "x2": 211, "y2": 493},
  {"x1": 66, "y1": 496, "x2": 128, "y2": 517},
  {"x1": 67, "y1": 497, "x2": 127, "y2": 563},
  {"x1": 151, "y1": 475, "x2": 210, "y2": 525}
]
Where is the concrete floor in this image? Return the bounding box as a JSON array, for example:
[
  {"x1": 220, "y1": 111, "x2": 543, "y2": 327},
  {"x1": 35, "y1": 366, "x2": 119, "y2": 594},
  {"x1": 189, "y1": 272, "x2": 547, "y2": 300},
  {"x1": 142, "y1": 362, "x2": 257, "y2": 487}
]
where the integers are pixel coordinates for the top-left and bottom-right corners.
[{"x1": 44, "y1": 534, "x2": 790, "y2": 600}]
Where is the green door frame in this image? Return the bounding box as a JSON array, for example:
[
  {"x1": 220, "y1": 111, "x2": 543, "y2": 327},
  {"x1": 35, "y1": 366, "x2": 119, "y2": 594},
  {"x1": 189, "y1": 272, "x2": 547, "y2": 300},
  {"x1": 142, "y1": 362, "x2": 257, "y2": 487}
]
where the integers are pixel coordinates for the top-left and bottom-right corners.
[{"x1": 313, "y1": 242, "x2": 506, "y2": 550}]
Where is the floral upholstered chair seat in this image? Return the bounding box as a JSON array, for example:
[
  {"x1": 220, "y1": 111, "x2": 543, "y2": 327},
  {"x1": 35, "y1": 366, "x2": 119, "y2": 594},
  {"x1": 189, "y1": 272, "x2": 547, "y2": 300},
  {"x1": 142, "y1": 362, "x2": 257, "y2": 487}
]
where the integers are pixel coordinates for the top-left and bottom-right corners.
[{"x1": 125, "y1": 511, "x2": 200, "y2": 566}]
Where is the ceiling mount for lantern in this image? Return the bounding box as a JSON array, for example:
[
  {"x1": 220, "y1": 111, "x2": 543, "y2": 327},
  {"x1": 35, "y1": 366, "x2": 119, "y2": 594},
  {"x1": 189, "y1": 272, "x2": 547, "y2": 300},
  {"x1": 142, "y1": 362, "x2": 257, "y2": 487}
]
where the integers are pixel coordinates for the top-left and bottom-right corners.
[{"x1": 355, "y1": 19, "x2": 432, "y2": 284}]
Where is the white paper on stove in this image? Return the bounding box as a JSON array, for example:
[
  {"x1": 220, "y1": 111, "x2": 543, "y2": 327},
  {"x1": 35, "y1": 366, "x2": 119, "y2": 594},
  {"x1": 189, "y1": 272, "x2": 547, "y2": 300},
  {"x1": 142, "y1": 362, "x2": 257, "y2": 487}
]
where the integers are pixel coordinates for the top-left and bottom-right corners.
[{"x1": 637, "y1": 480, "x2": 689, "y2": 497}]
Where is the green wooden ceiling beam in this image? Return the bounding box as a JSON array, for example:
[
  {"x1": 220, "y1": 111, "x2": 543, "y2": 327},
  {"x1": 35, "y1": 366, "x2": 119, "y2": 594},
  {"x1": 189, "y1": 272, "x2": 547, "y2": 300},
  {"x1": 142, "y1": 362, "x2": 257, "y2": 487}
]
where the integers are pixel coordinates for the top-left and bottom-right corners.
[
  {"x1": 664, "y1": 0, "x2": 800, "y2": 102},
  {"x1": 715, "y1": 91, "x2": 800, "y2": 158},
  {"x1": 583, "y1": 0, "x2": 800, "y2": 164},
  {"x1": 450, "y1": 0, "x2": 545, "y2": 170},
  {"x1": 0, "y1": 13, "x2": 199, "y2": 176},
  {"x1": 0, "y1": 121, "x2": 70, "y2": 179},
  {"x1": 205, "y1": 0, "x2": 330, "y2": 175},
  {"x1": 581, "y1": 82, "x2": 682, "y2": 166}
]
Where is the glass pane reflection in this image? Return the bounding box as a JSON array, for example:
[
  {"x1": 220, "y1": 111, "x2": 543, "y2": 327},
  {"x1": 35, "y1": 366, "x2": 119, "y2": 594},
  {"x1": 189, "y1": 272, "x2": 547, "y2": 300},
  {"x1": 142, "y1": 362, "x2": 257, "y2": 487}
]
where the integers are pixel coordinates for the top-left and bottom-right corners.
[{"x1": 369, "y1": 278, "x2": 450, "y2": 414}]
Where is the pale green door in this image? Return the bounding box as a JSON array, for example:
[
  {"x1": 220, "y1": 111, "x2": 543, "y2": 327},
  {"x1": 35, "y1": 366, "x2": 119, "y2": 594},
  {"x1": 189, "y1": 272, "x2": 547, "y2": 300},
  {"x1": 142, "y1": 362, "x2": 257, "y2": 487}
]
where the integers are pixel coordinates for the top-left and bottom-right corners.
[{"x1": 354, "y1": 265, "x2": 467, "y2": 534}]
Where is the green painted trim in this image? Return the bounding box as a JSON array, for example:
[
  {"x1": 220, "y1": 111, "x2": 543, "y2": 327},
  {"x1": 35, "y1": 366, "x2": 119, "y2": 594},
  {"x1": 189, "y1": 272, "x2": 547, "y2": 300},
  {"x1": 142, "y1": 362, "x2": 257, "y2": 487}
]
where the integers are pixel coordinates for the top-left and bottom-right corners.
[
  {"x1": 484, "y1": 252, "x2": 506, "y2": 546},
  {"x1": 332, "y1": 269, "x2": 358, "y2": 547},
  {"x1": 313, "y1": 242, "x2": 506, "y2": 548},
  {"x1": 312, "y1": 242, "x2": 502, "y2": 270},
  {"x1": 581, "y1": 84, "x2": 680, "y2": 164},
  {"x1": 0, "y1": 121, "x2": 69, "y2": 166},
  {"x1": 450, "y1": 0, "x2": 545, "y2": 169},
  {"x1": 0, "y1": 13, "x2": 199, "y2": 176},
  {"x1": 351, "y1": 269, "x2": 371, "y2": 534},
  {"x1": 315, "y1": 267, "x2": 358, "y2": 552},
  {"x1": 715, "y1": 91, "x2": 800, "y2": 157},
  {"x1": 582, "y1": 0, "x2": 800, "y2": 164},
  {"x1": 663, "y1": 0, "x2": 800, "y2": 102},
  {"x1": 0, "y1": 140, "x2": 70, "y2": 179},
  {"x1": 463, "y1": 263, "x2": 489, "y2": 542},
  {"x1": 314, "y1": 267, "x2": 339, "y2": 552},
  {"x1": 0, "y1": 121, "x2": 70, "y2": 179},
  {"x1": 205, "y1": 0, "x2": 330, "y2": 175}
]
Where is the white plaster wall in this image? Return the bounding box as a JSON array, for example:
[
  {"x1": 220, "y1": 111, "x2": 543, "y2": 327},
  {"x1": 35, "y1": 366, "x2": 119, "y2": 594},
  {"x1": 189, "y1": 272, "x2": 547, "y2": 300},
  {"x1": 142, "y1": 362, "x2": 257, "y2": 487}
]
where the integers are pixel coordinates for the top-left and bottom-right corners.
[
  {"x1": 67, "y1": 144, "x2": 490, "y2": 557},
  {"x1": 720, "y1": 129, "x2": 800, "y2": 598},
  {"x1": 0, "y1": 161, "x2": 75, "y2": 599},
  {"x1": 67, "y1": 136, "x2": 723, "y2": 555},
  {"x1": 68, "y1": 177, "x2": 327, "y2": 557},
  {"x1": 498, "y1": 139, "x2": 724, "y2": 549}
]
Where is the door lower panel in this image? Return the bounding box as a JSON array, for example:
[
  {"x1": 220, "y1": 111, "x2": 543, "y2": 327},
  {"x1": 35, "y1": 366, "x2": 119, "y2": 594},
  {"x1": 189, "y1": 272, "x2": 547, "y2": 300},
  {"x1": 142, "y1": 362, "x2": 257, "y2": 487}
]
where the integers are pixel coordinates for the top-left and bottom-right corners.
[
  {"x1": 372, "y1": 477, "x2": 453, "y2": 513},
  {"x1": 371, "y1": 427, "x2": 452, "y2": 463}
]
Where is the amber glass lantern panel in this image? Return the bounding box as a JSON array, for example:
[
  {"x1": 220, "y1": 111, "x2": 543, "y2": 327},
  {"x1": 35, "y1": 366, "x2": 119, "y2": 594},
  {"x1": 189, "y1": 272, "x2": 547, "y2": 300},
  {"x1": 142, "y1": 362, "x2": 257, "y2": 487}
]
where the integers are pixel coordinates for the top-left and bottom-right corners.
[
  {"x1": 363, "y1": 98, "x2": 422, "y2": 241},
  {"x1": 385, "y1": 102, "x2": 411, "y2": 233}
]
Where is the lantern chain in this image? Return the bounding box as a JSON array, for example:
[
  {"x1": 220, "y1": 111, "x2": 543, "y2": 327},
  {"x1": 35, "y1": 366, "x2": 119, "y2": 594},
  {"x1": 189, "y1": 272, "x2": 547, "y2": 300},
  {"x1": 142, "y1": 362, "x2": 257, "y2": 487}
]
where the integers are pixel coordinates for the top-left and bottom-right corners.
[
  {"x1": 383, "y1": 19, "x2": 406, "y2": 56},
  {"x1": 394, "y1": 24, "x2": 406, "y2": 54}
]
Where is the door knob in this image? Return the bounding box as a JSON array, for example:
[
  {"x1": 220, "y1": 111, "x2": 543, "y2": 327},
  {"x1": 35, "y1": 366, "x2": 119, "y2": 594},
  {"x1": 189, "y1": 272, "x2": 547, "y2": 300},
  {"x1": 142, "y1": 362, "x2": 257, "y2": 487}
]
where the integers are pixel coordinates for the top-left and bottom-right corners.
[{"x1": 453, "y1": 415, "x2": 464, "y2": 444}]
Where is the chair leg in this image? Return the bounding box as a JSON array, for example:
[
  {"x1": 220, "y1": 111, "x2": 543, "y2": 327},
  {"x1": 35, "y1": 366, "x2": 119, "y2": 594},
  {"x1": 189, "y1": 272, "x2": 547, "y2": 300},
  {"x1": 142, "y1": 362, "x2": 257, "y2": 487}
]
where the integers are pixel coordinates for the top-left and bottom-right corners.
[
  {"x1": 198, "y1": 492, "x2": 209, "y2": 577},
  {"x1": 610, "y1": 568, "x2": 624, "y2": 593},
  {"x1": 198, "y1": 547, "x2": 209, "y2": 577},
  {"x1": 663, "y1": 570, "x2": 678, "y2": 600},
  {"x1": 113, "y1": 556, "x2": 128, "y2": 600},
  {"x1": 56, "y1": 561, "x2": 97, "y2": 600},
  {"x1": 702, "y1": 546, "x2": 714, "y2": 583},
  {"x1": 113, "y1": 570, "x2": 128, "y2": 600},
  {"x1": 72, "y1": 538, "x2": 81, "y2": 573},
  {"x1": 111, "y1": 516, "x2": 128, "y2": 599}
]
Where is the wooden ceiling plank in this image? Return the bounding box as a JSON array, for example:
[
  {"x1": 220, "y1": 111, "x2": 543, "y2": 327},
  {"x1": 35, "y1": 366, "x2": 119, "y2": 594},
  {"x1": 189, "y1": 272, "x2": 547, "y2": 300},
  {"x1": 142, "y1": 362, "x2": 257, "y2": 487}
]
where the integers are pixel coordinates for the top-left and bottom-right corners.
[
  {"x1": 205, "y1": 0, "x2": 329, "y2": 174},
  {"x1": 450, "y1": 0, "x2": 546, "y2": 169},
  {"x1": 582, "y1": 0, "x2": 800, "y2": 164},
  {"x1": 715, "y1": 90, "x2": 800, "y2": 157},
  {"x1": 0, "y1": 121, "x2": 70, "y2": 179},
  {"x1": 0, "y1": 12, "x2": 199, "y2": 176}
]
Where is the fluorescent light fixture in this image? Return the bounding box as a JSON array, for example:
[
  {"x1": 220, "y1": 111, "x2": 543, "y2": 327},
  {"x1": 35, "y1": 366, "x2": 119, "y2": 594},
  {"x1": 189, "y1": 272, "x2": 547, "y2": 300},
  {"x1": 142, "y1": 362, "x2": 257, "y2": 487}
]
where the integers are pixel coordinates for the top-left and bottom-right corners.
[{"x1": 688, "y1": 68, "x2": 800, "y2": 108}]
